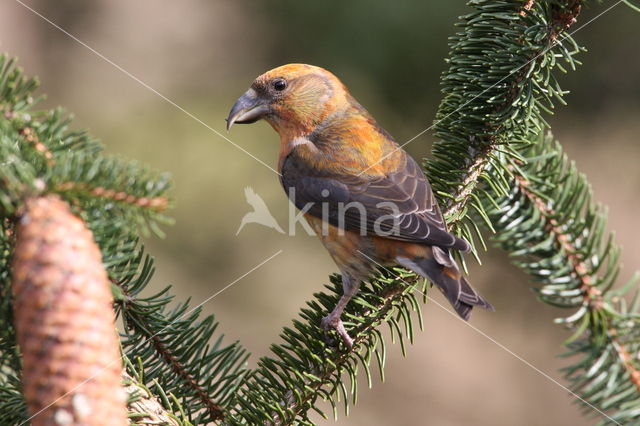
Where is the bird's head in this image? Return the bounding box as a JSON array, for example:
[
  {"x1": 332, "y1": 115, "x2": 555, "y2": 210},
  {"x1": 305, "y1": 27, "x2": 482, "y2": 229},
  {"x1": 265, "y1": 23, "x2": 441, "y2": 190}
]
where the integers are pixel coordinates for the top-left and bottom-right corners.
[{"x1": 226, "y1": 64, "x2": 350, "y2": 137}]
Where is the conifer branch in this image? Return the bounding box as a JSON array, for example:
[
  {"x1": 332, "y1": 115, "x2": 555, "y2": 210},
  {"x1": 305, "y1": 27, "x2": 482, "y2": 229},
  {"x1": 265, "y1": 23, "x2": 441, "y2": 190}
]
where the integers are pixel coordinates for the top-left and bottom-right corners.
[
  {"x1": 442, "y1": 142, "x2": 494, "y2": 222},
  {"x1": 17, "y1": 126, "x2": 53, "y2": 163},
  {"x1": 123, "y1": 369, "x2": 183, "y2": 426},
  {"x1": 122, "y1": 305, "x2": 226, "y2": 421},
  {"x1": 0, "y1": 53, "x2": 248, "y2": 424},
  {"x1": 226, "y1": 273, "x2": 425, "y2": 425},
  {"x1": 510, "y1": 165, "x2": 602, "y2": 304},
  {"x1": 488, "y1": 132, "x2": 640, "y2": 424},
  {"x1": 55, "y1": 181, "x2": 169, "y2": 211},
  {"x1": 263, "y1": 280, "x2": 412, "y2": 425},
  {"x1": 111, "y1": 252, "x2": 250, "y2": 424},
  {"x1": 433, "y1": 0, "x2": 584, "y2": 239},
  {"x1": 609, "y1": 329, "x2": 640, "y2": 394}
]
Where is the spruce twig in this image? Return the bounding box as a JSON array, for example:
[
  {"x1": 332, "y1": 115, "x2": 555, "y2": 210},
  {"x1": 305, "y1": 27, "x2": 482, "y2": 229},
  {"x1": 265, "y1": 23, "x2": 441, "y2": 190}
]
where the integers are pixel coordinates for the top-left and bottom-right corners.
[
  {"x1": 489, "y1": 132, "x2": 640, "y2": 424},
  {"x1": 0, "y1": 53, "x2": 246, "y2": 424}
]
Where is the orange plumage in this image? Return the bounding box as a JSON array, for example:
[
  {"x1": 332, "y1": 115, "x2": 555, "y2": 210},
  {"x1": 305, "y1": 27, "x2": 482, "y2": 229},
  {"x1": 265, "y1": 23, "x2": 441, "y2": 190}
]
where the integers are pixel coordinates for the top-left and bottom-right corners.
[{"x1": 227, "y1": 64, "x2": 493, "y2": 347}]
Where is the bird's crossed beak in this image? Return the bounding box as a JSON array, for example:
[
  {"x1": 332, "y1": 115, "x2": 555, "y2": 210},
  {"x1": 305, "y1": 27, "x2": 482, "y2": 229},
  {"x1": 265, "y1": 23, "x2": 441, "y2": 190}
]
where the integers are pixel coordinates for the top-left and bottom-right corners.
[{"x1": 226, "y1": 88, "x2": 270, "y2": 130}]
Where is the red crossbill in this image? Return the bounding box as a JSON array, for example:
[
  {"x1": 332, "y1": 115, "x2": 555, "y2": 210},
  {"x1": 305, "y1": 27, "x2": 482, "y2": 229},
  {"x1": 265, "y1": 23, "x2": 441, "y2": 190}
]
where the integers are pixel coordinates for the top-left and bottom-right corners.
[{"x1": 227, "y1": 64, "x2": 493, "y2": 347}]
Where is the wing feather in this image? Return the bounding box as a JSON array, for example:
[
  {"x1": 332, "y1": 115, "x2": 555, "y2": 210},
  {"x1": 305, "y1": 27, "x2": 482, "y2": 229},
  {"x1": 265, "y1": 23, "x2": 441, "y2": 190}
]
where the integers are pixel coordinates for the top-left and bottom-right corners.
[{"x1": 281, "y1": 151, "x2": 471, "y2": 252}]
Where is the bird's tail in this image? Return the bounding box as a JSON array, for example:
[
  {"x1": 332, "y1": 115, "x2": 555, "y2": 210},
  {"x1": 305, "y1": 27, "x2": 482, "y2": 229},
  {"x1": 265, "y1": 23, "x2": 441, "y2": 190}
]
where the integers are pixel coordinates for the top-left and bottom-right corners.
[{"x1": 397, "y1": 255, "x2": 493, "y2": 320}]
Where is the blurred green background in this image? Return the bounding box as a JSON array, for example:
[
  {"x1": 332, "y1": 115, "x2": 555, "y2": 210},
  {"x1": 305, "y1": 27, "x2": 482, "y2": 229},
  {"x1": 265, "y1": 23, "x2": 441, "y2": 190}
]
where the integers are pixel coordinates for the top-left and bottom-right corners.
[{"x1": 1, "y1": 1, "x2": 639, "y2": 425}]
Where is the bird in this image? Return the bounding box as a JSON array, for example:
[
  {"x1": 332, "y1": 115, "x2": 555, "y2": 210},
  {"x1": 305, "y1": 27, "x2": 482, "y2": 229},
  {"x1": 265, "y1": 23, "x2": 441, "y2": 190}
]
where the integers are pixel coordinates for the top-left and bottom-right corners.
[
  {"x1": 236, "y1": 186, "x2": 285, "y2": 235},
  {"x1": 226, "y1": 64, "x2": 493, "y2": 347}
]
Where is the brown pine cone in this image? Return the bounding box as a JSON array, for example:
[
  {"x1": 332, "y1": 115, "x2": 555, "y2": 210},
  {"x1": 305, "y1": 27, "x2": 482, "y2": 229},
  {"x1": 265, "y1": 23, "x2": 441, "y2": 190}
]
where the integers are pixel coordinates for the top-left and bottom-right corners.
[{"x1": 11, "y1": 195, "x2": 127, "y2": 426}]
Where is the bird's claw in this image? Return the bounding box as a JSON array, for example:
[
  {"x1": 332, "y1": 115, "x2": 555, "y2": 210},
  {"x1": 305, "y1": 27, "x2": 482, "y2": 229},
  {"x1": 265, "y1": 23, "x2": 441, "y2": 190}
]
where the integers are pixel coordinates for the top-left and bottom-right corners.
[{"x1": 321, "y1": 315, "x2": 354, "y2": 349}]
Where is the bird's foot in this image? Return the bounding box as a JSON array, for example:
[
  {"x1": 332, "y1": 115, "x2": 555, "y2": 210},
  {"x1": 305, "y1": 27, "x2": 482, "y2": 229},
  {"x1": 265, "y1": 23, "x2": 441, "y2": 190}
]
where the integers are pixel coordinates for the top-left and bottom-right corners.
[{"x1": 321, "y1": 314, "x2": 354, "y2": 349}]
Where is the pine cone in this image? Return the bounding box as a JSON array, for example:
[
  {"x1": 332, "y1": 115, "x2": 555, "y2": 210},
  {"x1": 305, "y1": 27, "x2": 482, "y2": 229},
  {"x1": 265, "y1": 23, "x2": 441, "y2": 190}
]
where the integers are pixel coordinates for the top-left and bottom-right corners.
[{"x1": 12, "y1": 195, "x2": 127, "y2": 426}]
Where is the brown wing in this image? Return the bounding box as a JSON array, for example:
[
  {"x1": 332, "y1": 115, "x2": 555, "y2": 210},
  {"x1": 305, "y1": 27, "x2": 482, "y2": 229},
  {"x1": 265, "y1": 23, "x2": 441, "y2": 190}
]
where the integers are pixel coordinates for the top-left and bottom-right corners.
[{"x1": 280, "y1": 151, "x2": 470, "y2": 251}]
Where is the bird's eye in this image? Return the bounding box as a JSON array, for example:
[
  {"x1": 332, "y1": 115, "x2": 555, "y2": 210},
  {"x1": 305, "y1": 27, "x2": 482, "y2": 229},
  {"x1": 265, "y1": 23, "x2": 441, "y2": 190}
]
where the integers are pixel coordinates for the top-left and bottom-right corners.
[{"x1": 272, "y1": 79, "x2": 287, "y2": 91}]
